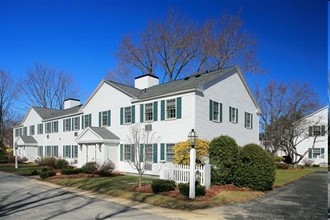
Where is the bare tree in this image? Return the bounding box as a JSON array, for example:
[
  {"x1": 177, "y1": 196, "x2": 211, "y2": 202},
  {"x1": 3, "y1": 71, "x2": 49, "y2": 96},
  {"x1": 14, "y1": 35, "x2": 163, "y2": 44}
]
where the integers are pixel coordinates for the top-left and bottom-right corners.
[
  {"x1": 126, "y1": 123, "x2": 159, "y2": 187},
  {"x1": 0, "y1": 70, "x2": 17, "y2": 144},
  {"x1": 19, "y1": 63, "x2": 78, "y2": 109},
  {"x1": 256, "y1": 81, "x2": 320, "y2": 157}
]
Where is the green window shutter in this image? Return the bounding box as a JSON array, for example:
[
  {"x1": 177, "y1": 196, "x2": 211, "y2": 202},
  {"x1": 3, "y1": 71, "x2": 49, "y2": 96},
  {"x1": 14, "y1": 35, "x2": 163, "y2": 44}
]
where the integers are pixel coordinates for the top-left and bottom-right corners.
[
  {"x1": 89, "y1": 114, "x2": 92, "y2": 127},
  {"x1": 139, "y1": 144, "x2": 144, "y2": 162},
  {"x1": 131, "y1": 105, "x2": 135, "y2": 123},
  {"x1": 107, "y1": 110, "x2": 111, "y2": 126},
  {"x1": 131, "y1": 145, "x2": 135, "y2": 162},
  {"x1": 71, "y1": 118, "x2": 74, "y2": 130},
  {"x1": 140, "y1": 104, "x2": 144, "y2": 123},
  {"x1": 235, "y1": 109, "x2": 238, "y2": 123},
  {"x1": 209, "y1": 100, "x2": 213, "y2": 121},
  {"x1": 321, "y1": 148, "x2": 325, "y2": 155},
  {"x1": 176, "y1": 97, "x2": 182, "y2": 119},
  {"x1": 99, "y1": 112, "x2": 101, "y2": 127},
  {"x1": 251, "y1": 114, "x2": 253, "y2": 129},
  {"x1": 81, "y1": 115, "x2": 85, "y2": 129},
  {"x1": 120, "y1": 108, "x2": 123, "y2": 125},
  {"x1": 229, "y1": 107, "x2": 232, "y2": 122},
  {"x1": 69, "y1": 118, "x2": 71, "y2": 131},
  {"x1": 153, "y1": 101, "x2": 158, "y2": 121},
  {"x1": 244, "y1": 112, "x2": 247, "y2": 128},
  {"x1": 308, "y1": 148, "x2": 312, "y2": 158},
  {"x1": 220, "y1": 103, "x2": 223, "y2": 122},
  {"x1": 321, "y1": 125, "x2": 325, "y2": 136},
  {"x1": 153, "y1": 144, "x2": 158, "y2": 163},
  {"x1": 161, "y1": 100, "x2": 165, "y2": 120},
  {"x1": 160, "y1": 143, "x2": 165, "y2": 160},
  {"x1": 63, "y1": 145, "x2": 65, "y2": 157},
  {"x1": 120, "y1": 144, "x2": 123, "y2": 161},
  {"x1": 63, "y1": 119, "x2": 65, "y2": 131},
  {"x1": 309, "y1": 126, "x2": 313, "y2": 136}
]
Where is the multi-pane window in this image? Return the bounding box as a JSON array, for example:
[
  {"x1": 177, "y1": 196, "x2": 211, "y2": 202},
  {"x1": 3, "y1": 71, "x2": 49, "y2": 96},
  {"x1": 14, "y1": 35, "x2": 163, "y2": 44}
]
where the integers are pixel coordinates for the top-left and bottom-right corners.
[
  {"x1": 166, "y1": 99, "x2": 176, "y2": 119},
  {"x1": 84, "y1": 114, "x2": 91, "y2": 128},
  {"x1": 63, "y1": 118, "x2": 71, "y2": 132},
  {"x1": 124, "y1": 107, "x2": 132, "y2": 124},
  {"x1": 73, "y1": 117, "x2": 80, "y2": 130},
  {"x1": 52, "y1": 121, "x2": 58, "y2": 133},
  {"x1": 63, "y1": 145, "x2": 71, "y2": 158},
  {"x1": 23, "y1": 127, "x2": 27, "y2": 136},
  {"x1": 145, "y1": 144, "x2": 153, "y2": 170},
  {"x1": 37, "y1": 124, "x2": 43, "y2": 134},
  {"x1": 145, "y1": 103, "x2": 153, "y2": 121},
  {"x1": 309, "y1": 125, "x2": 326, "y2": 136},
  {"x1": 245, "y1": 112, "x2": 253, "y2": 129},
  {"x1": 166, "y1": 143, "x2": 175, "y2": 162},
  {"x1": 229, "y1": 106, "x2": 238, "y2": 123},
  {"x1": 19, "y1": 128, "x2": 23, "y2": 136},
  {"x1": 102, "y1": 111, "x2": 108, "y2": 126},
  {"x1": 45, "y1": 145, "x2": 58, "y2": 157},
  {"x1": 37, "y1": 146, "x2": 43, "y2": 157},
  {"x1": 45, "y1": 122, "x2": 51, "y2": 134},
  {"x1": 73, "y1": 145, "x2": 78, "y2": 158},
  {"x1": 29, "y1": 125, "x2": 35, "y2": 136},
  {"x1": 309, "y1": 148, "x2": 325, "y2": 159},
  {"x1": 124, "y1": 144, "x2": 132, "y2": 161},
  {"x1": 46, "y1": 146, "x2": 52, "y2": 156}
]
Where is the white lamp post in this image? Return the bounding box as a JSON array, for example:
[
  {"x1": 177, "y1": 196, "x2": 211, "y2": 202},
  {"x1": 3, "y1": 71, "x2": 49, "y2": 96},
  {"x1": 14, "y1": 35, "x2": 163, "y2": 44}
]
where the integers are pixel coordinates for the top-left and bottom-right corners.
[
  {"x1": 188, "y1": 129, "x2": 197, "y2": 199},
  {"x1": 14, "y1": 142, "x2": 18, "y2": 169}
]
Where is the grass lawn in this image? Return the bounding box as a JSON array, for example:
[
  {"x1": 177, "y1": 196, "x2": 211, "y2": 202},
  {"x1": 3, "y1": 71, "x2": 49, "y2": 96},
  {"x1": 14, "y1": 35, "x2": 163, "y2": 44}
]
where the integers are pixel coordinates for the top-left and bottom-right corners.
[
  {"x1": 0, "y1": 163, "x2": 326, "y2": 210},
  {"x1": 0, "y1": 163, "x2": 46, "y2": 176}
]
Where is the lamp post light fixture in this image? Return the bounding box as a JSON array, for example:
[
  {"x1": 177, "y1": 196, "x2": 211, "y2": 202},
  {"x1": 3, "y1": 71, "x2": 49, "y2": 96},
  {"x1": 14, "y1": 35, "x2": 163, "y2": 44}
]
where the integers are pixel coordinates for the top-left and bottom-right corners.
[{"x1": 188, "y1": 128, "x2": 197, "y2": 199}]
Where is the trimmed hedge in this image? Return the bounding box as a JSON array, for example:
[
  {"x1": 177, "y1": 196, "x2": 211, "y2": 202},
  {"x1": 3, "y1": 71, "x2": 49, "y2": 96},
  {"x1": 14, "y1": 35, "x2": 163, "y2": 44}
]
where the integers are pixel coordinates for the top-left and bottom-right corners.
[
  {"x1": 209, "y1": 135, "x2": 239, "y2": 185},
  {"x1": 178, "y1": 183, "x2": 206, "y2": 197},
  {"x1": 151, "y1": 179, "x2": 176, "y2": 193},
  {"x1": 234, "y1": 144, "x2": 276, "y2": 191},
  {"x1": 39, "y1": 168, "x2": 56, "y2": 179},
  {"x1": 61, "y1": 168, "x2": 83, "y2": 175}
]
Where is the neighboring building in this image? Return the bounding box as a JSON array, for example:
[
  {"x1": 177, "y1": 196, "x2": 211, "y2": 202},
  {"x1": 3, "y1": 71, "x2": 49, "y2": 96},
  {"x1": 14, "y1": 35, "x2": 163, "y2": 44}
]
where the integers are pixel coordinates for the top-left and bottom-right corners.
[
  {"x1": 296, "y1": 106, "x2": 328, "y2": 166},
  {"x1": 13, "y1": 66, "x2": 260, "y2": 175}
]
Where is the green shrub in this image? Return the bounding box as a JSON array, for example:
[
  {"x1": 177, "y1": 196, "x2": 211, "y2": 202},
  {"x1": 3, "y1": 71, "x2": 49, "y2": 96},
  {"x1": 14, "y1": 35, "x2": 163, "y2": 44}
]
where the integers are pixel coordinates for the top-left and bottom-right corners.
[
  {"x1": 151, "y1": 179, "x2": 176, "y2": 193},
  {"x1": 39, "y1": 168, "x2": 56, "y2": 179},
  {"x1": 274, "y1": 156, "x2": 284, "y2": 162},
  {"x1": 81, "y1": 162, "x2": 99, "y2": 174},
  {"x1": 178, "y1": 183, "x2": 206, "y2": 197},
  {"x1": 276, "y1": 162, "x2": 289, "y2": 169},
  {"x1": 209, "y1": 135, "x2": 239, "y2": 185},
  {"x1": 61, "y1": 168, "x2": 82, "y2": 175},
  {"x1": 30, "y1": 170, "x2": 39, "y2": 175},
  {"x1": 56, "y1": 159, "x2": 69, "y2": 170},
  {"x1": 234, "y1": 144, "x2": 276, "y2": 191},
  {"x1": 39, "y1": 157, "x2": 57, "y2": 168},
  {"x1": 99, "y1": 160, "x2": 115, "y2": 176}
]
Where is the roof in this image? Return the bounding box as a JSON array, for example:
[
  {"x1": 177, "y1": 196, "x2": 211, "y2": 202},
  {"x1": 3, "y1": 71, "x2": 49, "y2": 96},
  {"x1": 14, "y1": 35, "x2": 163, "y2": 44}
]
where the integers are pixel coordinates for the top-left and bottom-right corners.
[
  {"x1": 106, "y1": 66, "x2": 236, "y2": 100},
  {"x1": 33, "y1": 107, "x2": 60, "y2": 120},
  {"x1": 18, "y1": 136, "x2": 38, "y2": 145},
  {"x1": 89, "y1": 127, "x2": 120, "y2": 140}
]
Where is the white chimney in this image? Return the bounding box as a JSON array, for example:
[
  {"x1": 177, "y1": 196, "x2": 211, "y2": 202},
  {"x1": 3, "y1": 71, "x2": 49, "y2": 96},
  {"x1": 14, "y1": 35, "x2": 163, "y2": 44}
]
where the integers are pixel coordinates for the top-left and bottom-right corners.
[
  {"x1": 63, "y1": 98, "x2": 80, "y2": 109},
  {"x1": 134, "y1": 74, "x2": 159, "y2": 89}
]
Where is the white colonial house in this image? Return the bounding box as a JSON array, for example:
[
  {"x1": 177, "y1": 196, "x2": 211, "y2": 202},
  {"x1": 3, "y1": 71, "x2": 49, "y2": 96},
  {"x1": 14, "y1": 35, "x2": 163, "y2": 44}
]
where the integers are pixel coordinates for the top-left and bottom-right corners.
[
  {"x1": 13, "y1": 66, "x2": 260, "y2": 175},
  {"x1": 295, "y1": 106, "x2": 328, "y2": 166}
]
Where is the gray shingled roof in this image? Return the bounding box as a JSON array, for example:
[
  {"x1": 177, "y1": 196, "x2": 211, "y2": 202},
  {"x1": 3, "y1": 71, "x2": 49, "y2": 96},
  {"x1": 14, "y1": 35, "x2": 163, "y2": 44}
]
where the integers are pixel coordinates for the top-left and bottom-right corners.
[
  {"x1": 89, "y1": 127, "x2": 120, "y2": 140},
  {"x1": 33, "y1": 105, "x2": 82, "y2": 121},
  {"x1": 106, "y1": 67, "x2": 236, "y2": 100},
  {"x1": 20, "y1": 136, "x2": 38, "y2": 144}
]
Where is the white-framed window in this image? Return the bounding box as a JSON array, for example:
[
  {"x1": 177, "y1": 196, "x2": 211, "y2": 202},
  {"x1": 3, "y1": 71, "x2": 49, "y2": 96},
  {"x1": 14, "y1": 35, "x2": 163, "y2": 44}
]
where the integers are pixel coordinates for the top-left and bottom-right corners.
[
  {"x1": 124, "y1": 107, "x2": 132, "y2": 124},
  {"x1": 166, "y1": 143, "x2": 175, "y2": 162},
  {"x1": 166, "y1": 99, "x2": 176, "y2": 119},
  {"x1": 101, "y1": 111, "x2": 108, "y2": 126},
  {"x1": 52, "y1": 121, "x2": 58, "y2": 133},
  {"x1": 45, "y1": 145, "x2": 58, "y2": 157},
  {"x1": 84, "y1": 114, "x2": 91, "y2": 128},
  {"x1": 309, "y1": 148, "x2": 325, "y2": 159},
  {"x1": 73, "y1": 145, "x2": 78, "y2": 158},
  {"x1": 229, "y1": 106, "x2": 238, "y2": 123},
  {"x1": 145, "y1": 103, "x2": 153, "y2": 121},
  {"x1": 63, "y1": 145, "x2": 71, "y2": 158},
  {"x1": 245, "y1": 112, "x2": 253, "y2": 129},
  {"x1": 29, "y1": 125, "x2": 35, "y2": 136},
  {"x1": 23, "y1": 127, "x2": 27, "y2": 136},
  {"x1": 45, "y1": 122, "x2": 51, "y2": 134},
  {"x1": 210, "y1": 100, "x2": 222, "y2": 122},
  {"x1": 145, "y1": 144, "x2": 153, "y2": 170},
  {"x1": 37, "y1": 124, "x2": 43, "y2": 134},
  {"x1": 53, "y1": 145, "x2": 58, "y2": 157},
  {"x1": 309, "y1": 125, "x2": 326, "y2": 136},
  {"x1": 73, "y1": 117, "x2": 80, "y2": 130},
  {"x1": 37, "y1": 146, "x2": 43, "y2": 157},
  {"x1": 124, "y1": 144, "x2": 132, "y2": 161},
  {"x1": 63, "y1": 118, "x2": 71, "y2": 132}
]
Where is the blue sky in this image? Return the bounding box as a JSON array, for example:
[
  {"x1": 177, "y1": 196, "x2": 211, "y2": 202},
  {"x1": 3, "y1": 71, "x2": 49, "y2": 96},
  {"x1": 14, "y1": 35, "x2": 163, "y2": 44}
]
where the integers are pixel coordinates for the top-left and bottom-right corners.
[{"x1": 0, "y1": 0, "x2": 327, "y2": 113}]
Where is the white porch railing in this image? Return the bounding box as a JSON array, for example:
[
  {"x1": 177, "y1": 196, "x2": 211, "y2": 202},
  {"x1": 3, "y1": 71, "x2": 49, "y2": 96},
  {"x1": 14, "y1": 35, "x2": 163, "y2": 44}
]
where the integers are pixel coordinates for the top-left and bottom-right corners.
[{"x1": 159, "y1": 162, "x2": 211, "y2": 189}]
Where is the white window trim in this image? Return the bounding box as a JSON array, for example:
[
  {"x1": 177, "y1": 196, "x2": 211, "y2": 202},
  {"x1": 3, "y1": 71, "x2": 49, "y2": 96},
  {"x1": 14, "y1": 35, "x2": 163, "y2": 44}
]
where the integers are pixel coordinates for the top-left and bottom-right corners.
[
  {"x1": 124, "y1": 107, "x2": 132, "y2": 124},
  {"x1": 145, "y1": 103, "x2": 153, "y2": 122},
  {"x1": 166, "y1": 99, "x2": 176, "y2": 120}
]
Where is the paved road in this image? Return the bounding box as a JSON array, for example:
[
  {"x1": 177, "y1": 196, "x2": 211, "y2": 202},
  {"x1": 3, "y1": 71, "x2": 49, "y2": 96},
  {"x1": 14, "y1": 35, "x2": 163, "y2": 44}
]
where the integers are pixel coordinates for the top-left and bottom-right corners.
[
  {"x1": 198, "y1": 171, "x2": 328, "y2": 219},
  {"x1": 0, "y1": 172, "x2": 173, "y2": 220}
]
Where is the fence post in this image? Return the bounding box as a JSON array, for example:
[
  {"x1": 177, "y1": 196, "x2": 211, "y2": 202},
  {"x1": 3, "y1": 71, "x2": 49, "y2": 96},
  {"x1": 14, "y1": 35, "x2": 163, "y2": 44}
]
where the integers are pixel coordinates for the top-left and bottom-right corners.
[
  {"x1": 204, "y1": 163, "x2": 211, "y2": 189},
  {"x1": 159, "y1": 163, "x2": 165, "y2": 179}
]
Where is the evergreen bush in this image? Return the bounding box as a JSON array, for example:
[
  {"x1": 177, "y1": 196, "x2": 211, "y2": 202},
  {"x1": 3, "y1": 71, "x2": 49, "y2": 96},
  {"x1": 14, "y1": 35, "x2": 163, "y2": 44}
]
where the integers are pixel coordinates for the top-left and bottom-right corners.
[
  {"x1": 81, "y1": 162, "x2": 99, "y2": 174},
  {"x1": 151, "y1": 179, "x2": 176, "y2": 193}
]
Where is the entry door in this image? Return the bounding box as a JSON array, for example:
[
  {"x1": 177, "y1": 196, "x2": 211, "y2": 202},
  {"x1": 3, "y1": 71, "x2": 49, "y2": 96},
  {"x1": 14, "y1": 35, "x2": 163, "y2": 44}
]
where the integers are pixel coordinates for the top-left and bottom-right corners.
[
  {"x1": 145, "y1": 144, "x2": 153, "y2": 171},
  {"x1": 87, "y1": 144, "x2": 96, "y2": 162}
]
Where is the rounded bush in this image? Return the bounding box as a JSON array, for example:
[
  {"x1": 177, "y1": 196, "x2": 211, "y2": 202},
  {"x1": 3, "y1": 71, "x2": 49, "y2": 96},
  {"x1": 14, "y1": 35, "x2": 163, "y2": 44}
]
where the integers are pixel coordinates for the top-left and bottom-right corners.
[
  {"x1": 98, "y1": 160, "x2": 116, "y2": 176},
  {"x1": 234, "y1": 144, "x2": 276, "y2": 191},
  {"x1": 56, "y1": 159, "x2": 69, "y2": 170},
  {"x1": 61, "y1": 168, "x2": 82, "y2": 175},
  {"x1": 173, "y1": 139, "x2": 209, "y2": 165},
  {"x1": 209, "y1": 135, "x2": 239, "y2": 185},
  {"x1": 81, "y1": 162, "x2": 99, "y2": 174},
  {"x1": 178, "y1": 183, "x2": 206, "y2": 197},
  {"x1": 151, "y1": 179, "x2": 176, "y2": 193},
  {"x1": 39, "y1": 168, "x2": 56, "y2": 179}
]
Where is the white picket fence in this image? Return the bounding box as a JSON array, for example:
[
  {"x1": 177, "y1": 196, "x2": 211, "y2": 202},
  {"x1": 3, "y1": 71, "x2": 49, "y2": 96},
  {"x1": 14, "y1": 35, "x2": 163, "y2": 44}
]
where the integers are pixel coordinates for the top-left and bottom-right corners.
[{"x1": 159, "y1": 162, "x2": 211, "y2": 189}]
